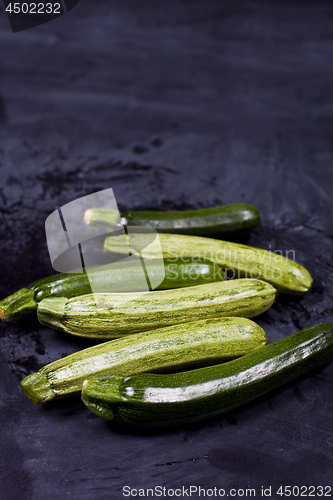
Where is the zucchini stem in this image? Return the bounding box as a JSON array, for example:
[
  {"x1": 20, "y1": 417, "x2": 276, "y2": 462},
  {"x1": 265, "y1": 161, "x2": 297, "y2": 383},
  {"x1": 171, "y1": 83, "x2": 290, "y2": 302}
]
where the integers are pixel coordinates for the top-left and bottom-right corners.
[
  {"x1": 0, "y1": 288, "x2": 37, "y2": 322},
  {"x1": 37, "y1": 297, "x2": 67, "y2": 330},
  {"x1": 21, "y1": 372, "x2": 55, "y2": 405},
  {"x1": 84, "y1": 208, "x2": 120, "y2": 228},
  {"x1": 82, "y1": 374, "x2": 125, "y2": 420}
]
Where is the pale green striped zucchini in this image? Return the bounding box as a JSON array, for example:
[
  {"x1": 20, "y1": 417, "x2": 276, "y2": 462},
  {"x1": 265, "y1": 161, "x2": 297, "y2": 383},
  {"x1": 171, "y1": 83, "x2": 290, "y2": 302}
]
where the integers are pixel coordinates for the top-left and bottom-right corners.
[
  {"x1": 20, "y1": 317, "x2": 266, "y2": 405},
  {"x1": 0, "y1": 258, "x2": 223, "y2": 322},
  {"x1": 37, "y1": 279, "x2": 276, "y2": 339},
  {"x1": 104, "y1": 233, "x2": 312, "y2": 295}
]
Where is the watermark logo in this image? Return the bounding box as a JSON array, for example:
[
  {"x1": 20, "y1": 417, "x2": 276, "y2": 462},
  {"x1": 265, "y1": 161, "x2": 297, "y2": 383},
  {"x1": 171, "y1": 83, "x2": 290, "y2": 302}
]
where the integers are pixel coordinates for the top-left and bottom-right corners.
[
  {"x1": 3, "y1": 0, "x2": 80, "y2": 33},
  {"x1": 45, "y1": 189, "x2": 165, "y2": 310}
]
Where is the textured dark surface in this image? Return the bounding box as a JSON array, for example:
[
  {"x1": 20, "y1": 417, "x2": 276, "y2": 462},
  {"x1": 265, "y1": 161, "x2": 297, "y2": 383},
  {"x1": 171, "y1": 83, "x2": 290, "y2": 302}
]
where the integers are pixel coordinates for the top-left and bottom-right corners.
[{"x1": 0, "y1": 1, "x2": 333, "y2": 499}]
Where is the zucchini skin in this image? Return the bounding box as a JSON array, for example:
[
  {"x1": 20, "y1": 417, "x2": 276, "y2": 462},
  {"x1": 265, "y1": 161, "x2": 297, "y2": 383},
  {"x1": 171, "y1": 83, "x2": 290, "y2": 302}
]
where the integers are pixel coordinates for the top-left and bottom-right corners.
[
  {"x1": 81, "y1": 323, "x2": 333, "y2": 427},
  {"x1": 0, "y1": 258, "x2": 223, "y2": 322},
  {"x1": 84, "y1": 203, "x2": 261, "y2": 236},
  {"x1": 37, "y1": 279, "x2": 276, "y2": 339},
  {"x1": 20, "y1": 317, "x2": 266, "y2": 405},
  {"x1": 104, "y1": 233, "x2": 313, "y2": 295}
]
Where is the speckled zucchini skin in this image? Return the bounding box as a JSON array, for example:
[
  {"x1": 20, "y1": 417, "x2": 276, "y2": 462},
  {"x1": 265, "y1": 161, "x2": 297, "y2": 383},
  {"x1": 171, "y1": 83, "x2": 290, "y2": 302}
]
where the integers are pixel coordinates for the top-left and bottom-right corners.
[
  {"x1": 37, "y1": 279, "x2": 276, "y2": 339},
  {"x1": 20, "y1": 317, "x2": 266, "y2": 405},
  {"x1": 84, "y1": 203, "x2": 261, "y2": 236},
  {"x1": 0, "y1": 258, "x2": 223, "y2": 322},
  {"x1": 81, "y1": 323, "x2": 333, "y2": 427},
  {"x1": 104, "y1": 233, "x2": 313, "y2": 295}
]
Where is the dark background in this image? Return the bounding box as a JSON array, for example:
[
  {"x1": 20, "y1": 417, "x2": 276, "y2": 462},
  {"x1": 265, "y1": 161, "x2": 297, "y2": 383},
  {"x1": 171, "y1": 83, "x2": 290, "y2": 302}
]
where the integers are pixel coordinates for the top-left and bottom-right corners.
[{"x1": 0, "y1": 1, "x2": 332, "y2": 499}]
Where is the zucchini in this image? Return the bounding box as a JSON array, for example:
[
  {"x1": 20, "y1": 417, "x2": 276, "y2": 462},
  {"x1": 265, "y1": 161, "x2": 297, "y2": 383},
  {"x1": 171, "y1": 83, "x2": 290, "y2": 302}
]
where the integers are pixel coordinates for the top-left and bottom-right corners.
[
  {"x1": 81, "y1": 323, "x2": 333, "y2": 426},
  {"x1": 0, "y1": 258, "x2": 223, "y2": 322},
  {"x1": 104, "y1": 232, "x2": 312, "y2": 295},
  {"x1": 20, "y1": 317, "x2": 266, "y2": 405},
  {"x1": 37, "y1": 279, "x2": 276, "y2": 339},
  {"x1": 83, "y1": 203, "x2": 260, "y2": 236}
]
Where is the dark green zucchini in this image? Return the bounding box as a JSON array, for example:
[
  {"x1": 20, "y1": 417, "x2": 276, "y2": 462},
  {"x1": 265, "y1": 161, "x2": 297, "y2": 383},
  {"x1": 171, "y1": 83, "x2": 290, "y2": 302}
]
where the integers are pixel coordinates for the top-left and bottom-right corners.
[
  {"x1": 0, "y1": 258, "x2": 223, "y2": 322},
  {"x1": 20, "y1": 317, "x2": 266, "y2": 405},
  {"x1": 81, "y1": 323, "x2": 333, "y2": 427},
  {"x1": 83, "y1": 203, "x2": 260, "y2": 236}
]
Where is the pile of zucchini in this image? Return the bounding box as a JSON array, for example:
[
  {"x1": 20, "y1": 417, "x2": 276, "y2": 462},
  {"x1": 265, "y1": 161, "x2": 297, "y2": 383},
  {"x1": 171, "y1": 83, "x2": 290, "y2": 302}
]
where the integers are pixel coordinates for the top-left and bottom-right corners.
[{"x1": 2, "y1": 202, "x2": 332, "y2": 428}]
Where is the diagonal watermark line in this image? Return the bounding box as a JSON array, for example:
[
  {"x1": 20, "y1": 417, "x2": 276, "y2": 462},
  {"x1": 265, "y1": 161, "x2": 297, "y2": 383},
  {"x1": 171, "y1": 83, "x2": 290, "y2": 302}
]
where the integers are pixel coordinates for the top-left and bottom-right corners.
[{"x1": 58, "y1": 207, "x2": 71, "y2": 249}]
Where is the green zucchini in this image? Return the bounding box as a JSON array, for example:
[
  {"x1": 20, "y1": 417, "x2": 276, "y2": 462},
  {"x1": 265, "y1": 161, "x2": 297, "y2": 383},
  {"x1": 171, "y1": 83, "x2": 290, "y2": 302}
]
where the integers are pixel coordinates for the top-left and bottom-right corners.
[
  {"x1": 104, "y1": 232, "x2": 312, "y2": 295},
  {"x1": 37, "y1": 279, "x2": 276, "y2": 339},
  {"x1": 0, "y1": 258, "x2": 223, "y2": 322},
  {"x1": 20, "y1": 317, "x2": 266, "y2": 405},
  {"x1": 81, "y1": 323, "x2": 333, "y2": 426},
  {"x1": 83, "y1": 203, "x2": 260, "y2": 236}
]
